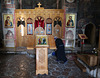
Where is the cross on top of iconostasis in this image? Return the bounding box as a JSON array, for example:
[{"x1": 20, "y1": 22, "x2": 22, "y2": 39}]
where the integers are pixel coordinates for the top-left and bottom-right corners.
[{"x1": 37, "y1": 2, "x2": 42, "y2": 8}]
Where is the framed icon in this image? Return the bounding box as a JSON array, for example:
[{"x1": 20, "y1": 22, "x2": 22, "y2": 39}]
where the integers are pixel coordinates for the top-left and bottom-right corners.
[
  {"x1": 27, "y1": 24, "x2": 33, "y2": 35},
  {"x1": 36, "y1": 35, "x2": 48, "y2": 47},
  {"x1": 66, "y1": 13, "x2": 76, "y2": 28},
  {"x1": 46, "y1": 24, "x2": 52, "y2": 35},
  {"x1": 3, "y1": 14, "x2": 13, "y2": 28}
]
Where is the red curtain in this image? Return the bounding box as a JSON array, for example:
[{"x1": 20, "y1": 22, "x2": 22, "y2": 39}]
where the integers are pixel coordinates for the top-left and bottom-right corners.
[{"x1": 35, "y1": 17, "x2": 44, "y2": 29}]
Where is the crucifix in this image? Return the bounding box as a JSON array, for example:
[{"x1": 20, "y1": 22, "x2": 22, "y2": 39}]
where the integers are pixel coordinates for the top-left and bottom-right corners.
[{"x1": 37, "y1": 2, "x2": 41, "y2": 8}]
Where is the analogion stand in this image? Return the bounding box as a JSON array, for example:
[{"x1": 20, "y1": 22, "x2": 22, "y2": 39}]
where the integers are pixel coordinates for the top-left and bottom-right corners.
[
  {"x1": 78, "y1": 34, "x2": 88, "y2": 53},
  {"x1": 35, "y1": 35, "x2": 56, "y2": 75}
]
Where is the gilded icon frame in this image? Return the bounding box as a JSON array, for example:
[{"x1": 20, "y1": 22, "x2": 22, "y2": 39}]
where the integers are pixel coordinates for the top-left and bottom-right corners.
[
  {"x1": 36, "y1": 35, "x2": 48, "y2": 47},
  {"x1": 3, "y1": 14, "x2": 13, "y2": 28}
]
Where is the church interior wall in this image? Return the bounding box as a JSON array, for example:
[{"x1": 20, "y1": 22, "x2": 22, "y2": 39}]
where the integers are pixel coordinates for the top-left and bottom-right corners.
[
  {"x1": 65, "y1": 0, "x2": 100, "y2": 48},
  {"x1": 77, "y1": 0, "x2": 100, "y2": 47}
]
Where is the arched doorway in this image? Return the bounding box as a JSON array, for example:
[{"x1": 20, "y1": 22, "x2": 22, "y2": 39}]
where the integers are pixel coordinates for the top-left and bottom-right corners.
[{"x1": 85, "y1": 23, "x2": 96, "y2": 46}]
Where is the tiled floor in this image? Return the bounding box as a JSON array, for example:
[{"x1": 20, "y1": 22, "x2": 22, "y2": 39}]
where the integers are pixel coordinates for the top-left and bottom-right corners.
[{"x1": 0, "y1": 52, "x2": 91, "y2": 78}]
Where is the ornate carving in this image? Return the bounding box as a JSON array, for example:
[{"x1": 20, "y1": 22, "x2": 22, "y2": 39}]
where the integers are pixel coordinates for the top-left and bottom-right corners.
[
  {"x1": 46, "y1": 18, "x2": 52, "y2": 24},
  {"x1": 54, "y1": 17, "x2": 62, "y2": 27},
  {"x1": 27, "y1": 18, "x2": 33, "y2": 24},
  {"x1": 39, "y1": 48, "x2": 45, "y2": 64}
]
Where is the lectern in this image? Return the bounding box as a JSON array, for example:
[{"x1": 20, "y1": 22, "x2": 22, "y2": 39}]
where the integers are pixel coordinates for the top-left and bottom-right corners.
[
  {"x1": 34, "y1": 35, "x2": 56, "y2": 75},
  {"x1": 35, "y1": 35, "x2": 49, "y2": 75},
  {"x1": 78, "y1": 34, "x2": 88, "y2": 52}
]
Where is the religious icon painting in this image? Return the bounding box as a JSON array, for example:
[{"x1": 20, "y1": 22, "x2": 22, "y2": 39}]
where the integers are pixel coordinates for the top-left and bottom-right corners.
[
  {"x1": 46, "y1": 24, "x2": 52, "y2": 35},
  {"x1": 36, "y1": 35, "x2": 48, "y2": 47},
  {"x1": 27, "y1": 24, "x2": 33, "y2": 35},
  {"x1": 66, "y1": 13, "x2": 76, "y2": 28},
  {"x1": 3, "y1": 14, "x2": 13, "y2": 28}
]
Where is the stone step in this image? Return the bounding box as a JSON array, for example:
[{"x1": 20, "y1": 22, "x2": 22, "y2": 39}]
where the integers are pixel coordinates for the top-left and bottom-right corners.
[{"x1": 74, "y1": 60, "x2": 86, "y2": 72}]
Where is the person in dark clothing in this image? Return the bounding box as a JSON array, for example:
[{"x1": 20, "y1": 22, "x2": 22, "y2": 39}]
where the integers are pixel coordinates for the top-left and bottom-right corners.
[{"x1": 55, "y1": 38, "x2": 67, "y2": 63}]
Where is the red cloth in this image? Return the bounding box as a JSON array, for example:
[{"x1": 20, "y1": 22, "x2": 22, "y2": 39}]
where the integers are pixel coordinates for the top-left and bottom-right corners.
[
  {"x1": 5, "y1": 20, "x2": 8, "y2": 26},
  {"x1": 35, "y1": 17, "x2": 44, "y2": 29}
]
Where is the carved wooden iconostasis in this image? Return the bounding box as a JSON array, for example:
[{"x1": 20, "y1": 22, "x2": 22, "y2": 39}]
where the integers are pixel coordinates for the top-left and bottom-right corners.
[{"x1": 15, "y1": 6, "x2": 64, "y2": 48}]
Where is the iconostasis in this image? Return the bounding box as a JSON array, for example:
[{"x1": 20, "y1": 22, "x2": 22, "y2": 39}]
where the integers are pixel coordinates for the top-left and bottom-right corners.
[{"x1": 15, "y1": 7, "x2": 64, "y2": 48}]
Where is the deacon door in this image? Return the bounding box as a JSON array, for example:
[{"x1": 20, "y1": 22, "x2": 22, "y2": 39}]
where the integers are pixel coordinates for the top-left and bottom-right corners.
[
  {"x1": 16, "y1": 17, "x2": 27, "y2": 47},
  {"x1": 16, "y1": 24, "x2": 27, "y2": 47}
]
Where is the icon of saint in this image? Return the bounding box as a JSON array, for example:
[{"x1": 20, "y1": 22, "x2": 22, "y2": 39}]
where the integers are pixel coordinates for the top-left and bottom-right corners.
[
  {"x1": 38, "y1": 37, "x2": 42, "y2": 44},
  {"x1": 42, "y1": 37, "x2": 46, "y2": 44},
  {"x1": 5, "y1": 16, "x2": 12, "y2": 27},
  {"x1": 67, "y1": 16, "x2": 74, "y2": 26},
  {"x1": 28, "y1": 25, "x2": 32, "y2": 33}
]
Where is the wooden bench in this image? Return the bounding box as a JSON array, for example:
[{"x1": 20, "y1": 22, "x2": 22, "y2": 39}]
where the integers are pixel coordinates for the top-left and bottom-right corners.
[
  {"x1": 74, "y1": 54, "x2": 97, "y2": 73},
  {"x1": 77, "y1": 54, "x2": 97, "y2": 67}
]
